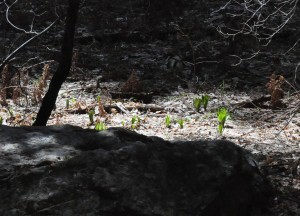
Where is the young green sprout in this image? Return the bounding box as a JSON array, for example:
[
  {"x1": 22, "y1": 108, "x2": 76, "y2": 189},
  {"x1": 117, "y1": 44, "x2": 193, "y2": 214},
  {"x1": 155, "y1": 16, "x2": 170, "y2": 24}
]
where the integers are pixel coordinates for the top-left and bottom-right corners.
[
  {"x1": 202, "y1": 95, "x2": 210, "y2": 111},
  {"x1": 165, "y1": 115, "x2": 171, "y2": 128},
  {"x1": 71, "y1": 97, "x2": 77, "y2": 104},
  {"x1": 193, "y1": 98, "x2": 202, "y2": 112},
  {"x1": 177, "y1": 118, "x2": 184, "y2": 129},
  {"x1": 0, "y1": 116, "x2": 3, "y2": 125},
  {"x1": 97, "y1": 95, "x2": 101, "y2": 102},
  {"x1": 8, "y1": 108, "x2": 14, "y2": 118},
  {"x1": 131, "y1": 116, "x2": 141, "y2": 129},
  {"x1": 217, "y1": 107, "x2": 230, "y2": 136},
  {"x1": 66, "y1": 99, "x2": 70, "y2": 109},
  {"x1": 88, "y1": 110, "x2": 95, "y2": 124},
  {"x1": 131, "y1": 116, "x2": 136, "y2": 129},
  {"x1": 138, "y1": 116, "x2": 141, "y2": 122},
  {"x1": 95, "y1": 122, "x2": 106, "y2": 131}
]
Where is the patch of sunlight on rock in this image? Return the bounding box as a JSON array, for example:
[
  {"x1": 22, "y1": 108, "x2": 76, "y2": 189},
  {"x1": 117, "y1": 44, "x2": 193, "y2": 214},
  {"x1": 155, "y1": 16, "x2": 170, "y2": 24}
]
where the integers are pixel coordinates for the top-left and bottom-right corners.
[
  {"x1": 1, "y1": 143, "x2": 20, "y2": 152},
  {"x1": 26, "y1": 134, "x2": 58, "y2": 146}
]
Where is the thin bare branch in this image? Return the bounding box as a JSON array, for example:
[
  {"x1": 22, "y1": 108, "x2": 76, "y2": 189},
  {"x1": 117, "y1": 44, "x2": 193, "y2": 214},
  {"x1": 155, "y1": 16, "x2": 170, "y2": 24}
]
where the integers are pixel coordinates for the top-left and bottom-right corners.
[
  {"x1": 230, "y1": 50, "x2": 260, "y2": 66},
  {"x1": 4, "y1": 0, "x2": 55, "y2": 34},
  {"x1": 0, "y1": 17, "x2": 60, "y2": 73},
  {"x1": 213, "y1": 0, "x2": 298, "y2": 45}
]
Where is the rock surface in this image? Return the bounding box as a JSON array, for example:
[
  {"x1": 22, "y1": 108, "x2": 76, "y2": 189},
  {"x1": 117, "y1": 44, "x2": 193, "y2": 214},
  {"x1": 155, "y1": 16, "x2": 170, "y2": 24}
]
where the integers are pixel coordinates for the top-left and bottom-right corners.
[{"x1": 0, "y1": 125, "x2": 272, "y2": 216}]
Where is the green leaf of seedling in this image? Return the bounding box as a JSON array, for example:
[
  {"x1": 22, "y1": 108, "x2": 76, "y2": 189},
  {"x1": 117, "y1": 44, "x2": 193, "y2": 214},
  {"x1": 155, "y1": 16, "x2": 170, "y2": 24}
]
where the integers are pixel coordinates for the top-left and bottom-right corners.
[
  {"x1": 131, "y1": 116, "x2": 138, "y2": 129},
  {"x1": 177, "y1": 118, "x2": 184, "y2": 129},
  {"x1": 0, "y1": 116, "x2": 3, "y2": 125},
  {"x1": 71, "y1": 97, "x2": 77, "y2": 104},
  {"x1": 95, "y1": 122, "x2": 106, "y2": 131},
  {"x1": 217, "y1": 107, "x2": 228, "y2": 122},
  {"x1": 202, "y1": 95, "x2": 210, "y2": 111},
  {"x1": 165, "y1": 115, "x2": 171, "y2": 128},
  {"x1": 88, "y1": 110, "x2": 95, "y2": 124},
  {"x1": 217, "y1": 107, "x2": 230, "y2": 135},
  {"x1": 131, "y1": 116, "x2": 136, "y2": 125},
  {"x1": 66, "y1": 99, "x2": 70, "y2": 109},
  {"x1": 193, "y1": 98, "x2": 202, "y2": 112},
  {"x1": 218, "y1": 124, "x2": 224, "y2": 135},
  {"x1": 97, "y1": 95, "x2": 101, "y2": 103},
  {"x1": 8, "y1": 108, "x2": 14, "y2": 118}
]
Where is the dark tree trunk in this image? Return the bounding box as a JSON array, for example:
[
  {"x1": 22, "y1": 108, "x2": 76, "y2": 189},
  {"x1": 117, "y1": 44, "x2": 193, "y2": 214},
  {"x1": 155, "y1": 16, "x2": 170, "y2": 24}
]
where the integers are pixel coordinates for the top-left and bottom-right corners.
[{"x1": 33, "y1": 0, "x2": 80, "y2": 126}]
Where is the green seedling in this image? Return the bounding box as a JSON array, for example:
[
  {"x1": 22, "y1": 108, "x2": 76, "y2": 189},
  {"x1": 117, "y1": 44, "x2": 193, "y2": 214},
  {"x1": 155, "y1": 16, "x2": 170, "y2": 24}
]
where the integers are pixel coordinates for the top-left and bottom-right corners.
[
  {"x1": 137, "y1": 116, "x2": 141, "y2": 126},
  {"x1": 131, "y1": 116, "x2": 137, "y2": 129},
  {"x1": 193, "y1": 98, "x2": 202, "y2": 112},
  {"x1": 121, "y1": 120, "x2": 125, "y2": 127},
  {"x1": 97, "y1": 95, "x2": 101, "y2": 102},
  {"x1": 66, "y1": 97, "x2": 76, "y2": 109},
  {"x1": 71, "y1": 97, "x2": 77, "y2": 103},
  {"x1": 217, "y1": 107, "x2": 230, "y2": 136},
  {"x1": 95, "y1": 122, "x2": 106, "y2": 131},
  {"x1": 8, "y1": 108, "x2": 14, "y2": 118},
  {"x1": 177, "y1": 118, "x2": 184, "y2": 129},
  {"x1": 131, "y1": 116, "x2": 141, "y2": 129},
  {"x1": 0, "y1": 116, "x2": 3, "y2": 125},
  {"x1": 202, "y1": 95, "x2": 210, "y2": 111},
  {"x1": 88, "y1": 110, "x2": 95, "y2": 124},
  {"x1": 66, "y1": 98, "x2": 70, "y2": 109},
  {"x1": 165, "y1": 115, "x2": 171, "y2": 128}
]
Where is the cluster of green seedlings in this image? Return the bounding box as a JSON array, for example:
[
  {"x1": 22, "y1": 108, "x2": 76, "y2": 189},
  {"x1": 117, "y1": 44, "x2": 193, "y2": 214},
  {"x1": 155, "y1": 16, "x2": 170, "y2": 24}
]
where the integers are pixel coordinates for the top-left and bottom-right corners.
[
  {"x1": 86, "y1": 96, "x2": 107, "y2": 131},
  {"x1": 164, "y1": 94, "x2": 231, "y2": 136},
  {"x1": 0, "y1": 92, "x2": 230, "y2": 137},
  {"x1": 86, "y1": 93, "x2": 148, "y2": 131},
  {"x1": 82, "y1": 93, "x2": 230, "y2": 136},
  {"x1": 88, "y1": 109, "x2": 107, "y2": 131},
  {"x1": 193, "y1": 95, "x2": 210, "y2": 112},
  {"x1": 65, "y1": 95, "x2": 143, "y2": 132},
  {"x1": 65, "y1": 95, "x2": 106, "y2": 131},
  {"x1": 165, "y1": 115, "x2": 185, "y2": 129},
  {"x1": 123, "y1": 116, "x2": 143, "y2": 129},
  {"x1": 72, "y1": 80, "x2": 229, "y2": 135}
]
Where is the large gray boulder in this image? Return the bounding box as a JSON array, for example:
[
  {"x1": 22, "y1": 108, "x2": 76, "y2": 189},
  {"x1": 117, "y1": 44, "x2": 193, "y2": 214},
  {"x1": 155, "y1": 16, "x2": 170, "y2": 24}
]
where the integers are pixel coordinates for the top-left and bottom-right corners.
[{"x1": 0, "y1": 125, "x2": 272, "y2": 216}]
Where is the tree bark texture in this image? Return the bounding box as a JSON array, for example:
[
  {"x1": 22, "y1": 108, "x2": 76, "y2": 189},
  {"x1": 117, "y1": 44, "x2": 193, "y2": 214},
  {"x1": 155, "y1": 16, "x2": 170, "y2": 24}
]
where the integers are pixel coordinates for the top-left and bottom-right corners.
[{"x1": 33, "y1": 0, "x2": 80, "y2": 126}]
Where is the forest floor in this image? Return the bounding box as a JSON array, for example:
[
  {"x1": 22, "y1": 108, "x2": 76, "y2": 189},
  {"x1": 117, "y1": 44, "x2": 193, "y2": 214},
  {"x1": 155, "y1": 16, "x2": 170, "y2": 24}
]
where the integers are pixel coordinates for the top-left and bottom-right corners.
[{"x1": 0, "y1": 73, "x2": 299, "y2": 215}]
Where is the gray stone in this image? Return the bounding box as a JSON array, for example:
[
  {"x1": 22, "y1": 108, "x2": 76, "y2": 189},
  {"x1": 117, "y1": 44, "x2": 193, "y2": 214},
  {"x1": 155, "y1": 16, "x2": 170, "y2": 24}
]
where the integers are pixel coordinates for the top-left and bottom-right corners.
[{"x1": 0, "y1": 125, "x2": 272, "y2": 216}]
